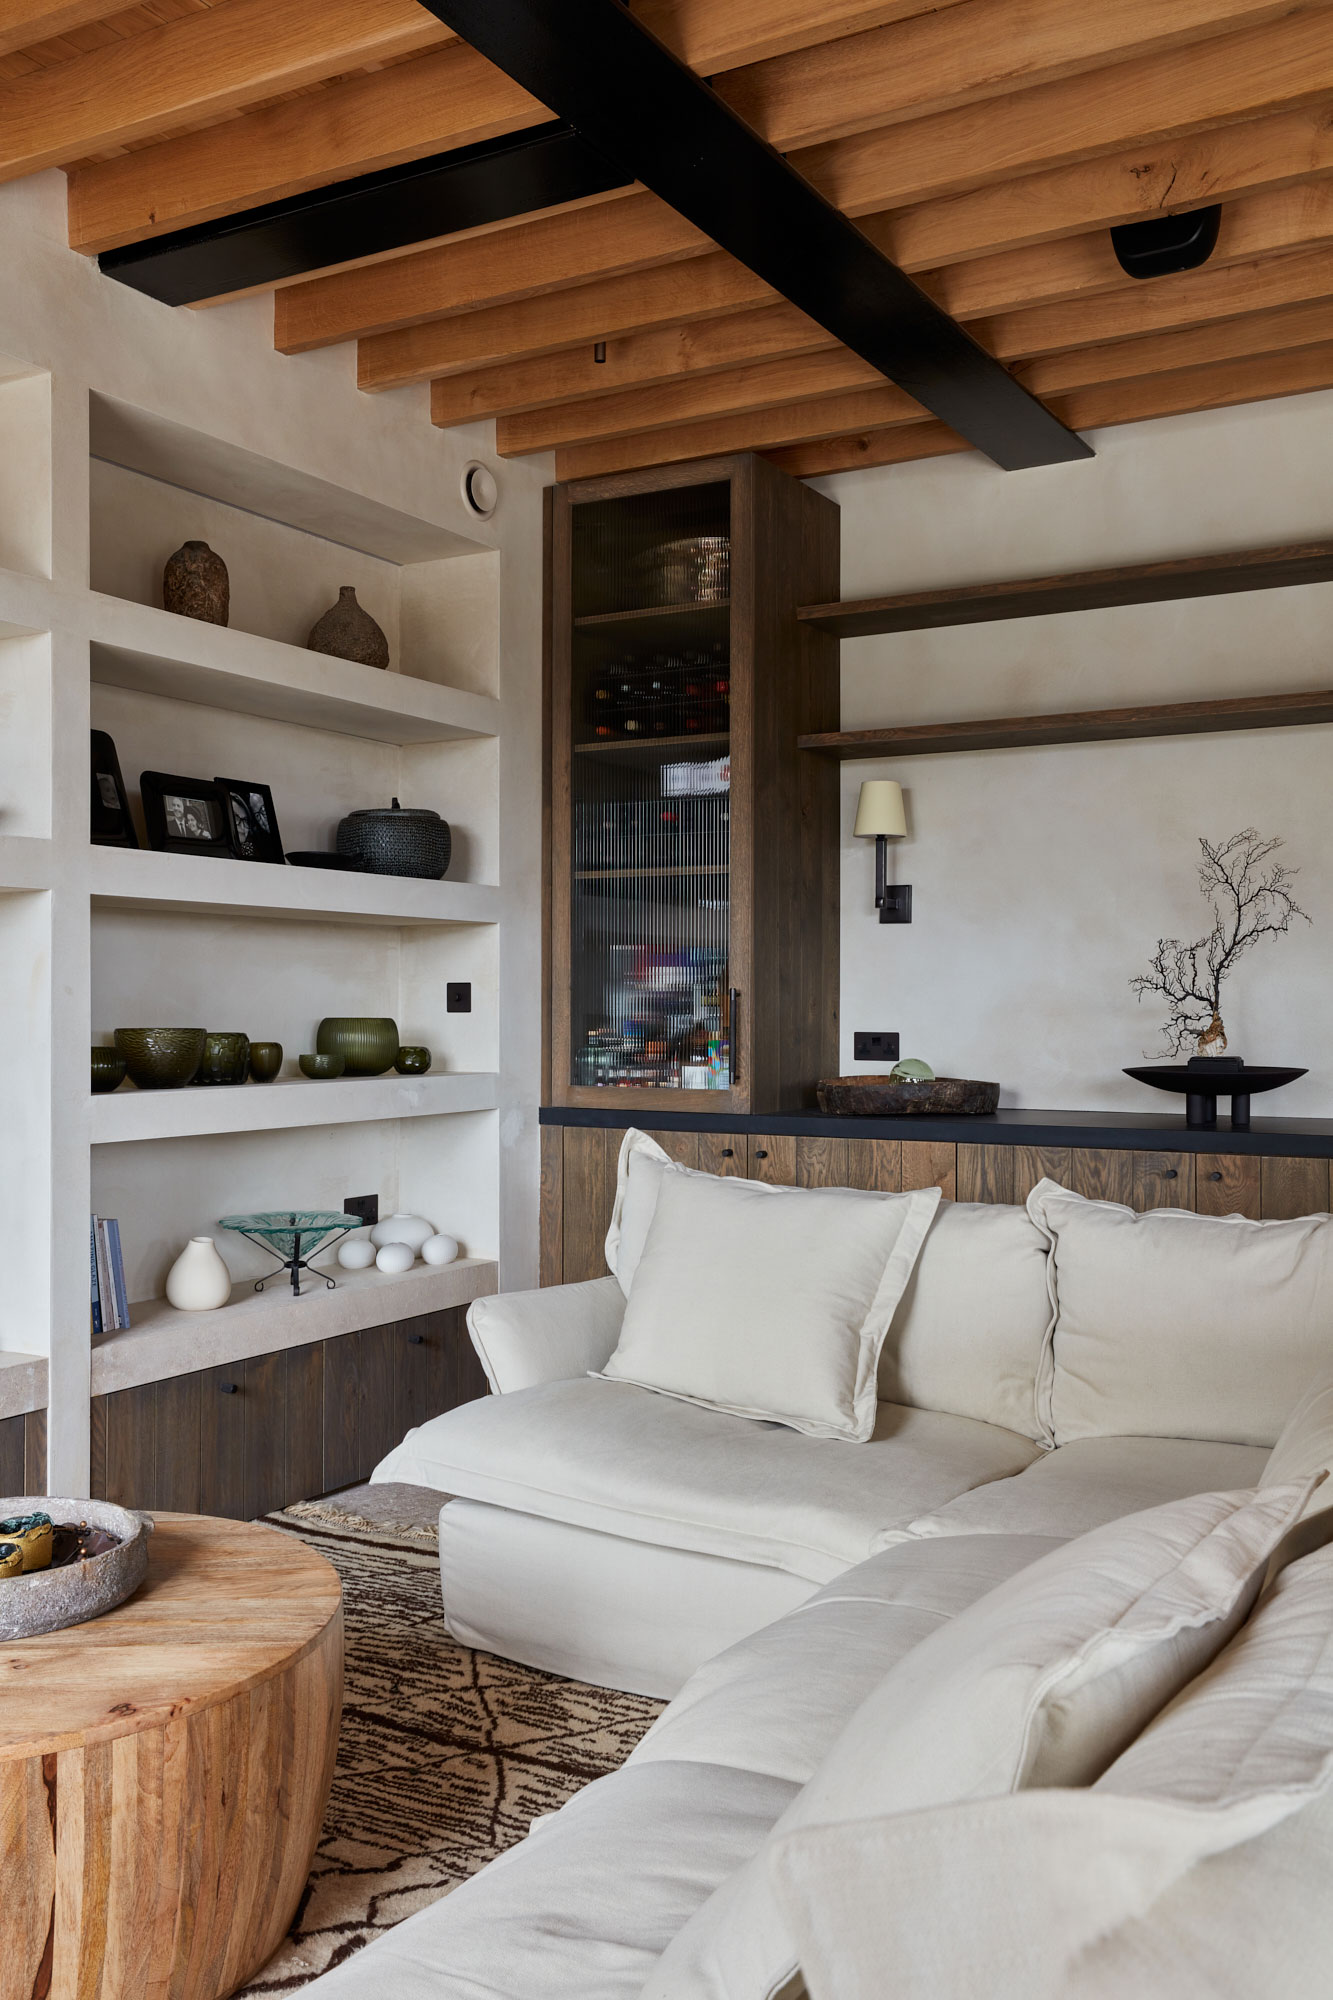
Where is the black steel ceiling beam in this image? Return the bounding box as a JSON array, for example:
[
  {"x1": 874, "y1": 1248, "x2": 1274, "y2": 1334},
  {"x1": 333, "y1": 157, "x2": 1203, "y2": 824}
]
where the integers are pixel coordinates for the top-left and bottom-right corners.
[
  {"x1": 98, "y1": 122, "x2": 629, "y2": 308},
  {"x1": 413, "y1": 0, "x2": 1092, "y2": 470}
]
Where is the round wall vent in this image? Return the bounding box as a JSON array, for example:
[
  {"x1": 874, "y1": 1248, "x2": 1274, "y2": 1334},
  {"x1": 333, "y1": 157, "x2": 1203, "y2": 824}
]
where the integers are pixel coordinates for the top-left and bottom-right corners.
[{"x1": 461, "y1": 461, "x2": 499, "y2": 519}]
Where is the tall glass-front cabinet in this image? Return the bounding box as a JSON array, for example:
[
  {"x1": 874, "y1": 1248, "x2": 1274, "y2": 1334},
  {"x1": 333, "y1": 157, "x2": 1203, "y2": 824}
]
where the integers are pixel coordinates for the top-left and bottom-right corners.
[{"x1": 547, "y1": 454, "x2": 840, "y2": 1114}]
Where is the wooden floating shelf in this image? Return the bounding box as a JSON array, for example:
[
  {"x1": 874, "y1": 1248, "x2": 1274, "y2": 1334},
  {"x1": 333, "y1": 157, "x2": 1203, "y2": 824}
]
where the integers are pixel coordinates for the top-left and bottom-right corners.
[
  {"x1": 90, "y1": 844, "x2": 499, "y2": 928},
  {"x1": 90, "y1": 1069, "x2": 499, "y2": 1144},
  {"x1": 799, "y1": 689, "x2": 1333, "y2": 760},
  {"x1": 89, "y1": 595, "x2": 499, "y2": 747},
  {"x1": 799, "y1": 541, "x2": 1333, "y2": 640},
  {"x1": 573, "y1": 732, "x2": 729, "y2": 764},
  {"x1": 574, "y1": 599, "x2": 729, "y2": 628}
]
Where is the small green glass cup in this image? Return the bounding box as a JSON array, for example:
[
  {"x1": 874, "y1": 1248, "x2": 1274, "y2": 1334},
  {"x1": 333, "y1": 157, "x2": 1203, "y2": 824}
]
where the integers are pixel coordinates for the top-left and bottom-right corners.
[
  {"x1": 248, "y1": 1041, "x2": 283, "y2": 1083},
  {"x1": 299, "y1": 1052, "x2": 346, "y2": 1080},
  {"x1": 91, "y1": 1047, "x2": 127, "y2": 1093},
  {"x1": 394, "y1": 1045, "x2": 432, "y2": 1075},
  {"x1": 196, "y1": 1031, "x2": 250, "y2": 1086}
]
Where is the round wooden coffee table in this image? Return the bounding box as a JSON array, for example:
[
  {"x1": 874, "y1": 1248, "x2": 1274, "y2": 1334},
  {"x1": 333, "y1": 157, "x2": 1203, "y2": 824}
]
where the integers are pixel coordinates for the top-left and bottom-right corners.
[{"x1": 0, "y1": 1512, "x2": 342, "y2": 2000}]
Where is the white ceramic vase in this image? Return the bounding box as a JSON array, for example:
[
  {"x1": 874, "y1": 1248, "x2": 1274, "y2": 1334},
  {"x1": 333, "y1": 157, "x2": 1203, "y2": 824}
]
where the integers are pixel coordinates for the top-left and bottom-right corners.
[
  {"x1": 337, "y1": 1237, "x2": 376, "y2": 1270},
  {"x1": 370, "y1": 1212, "x2": 435, "y2": 1252},
  {"x1": 421, "y1": 1233, "x2": 459, "y2": 1266},
  {"x1": 166, "y1": 1235, "x2": 232, "y2": 1311},
  {"x1": 375, "y1": 1241, "x2": 415, "y2": 1274}
]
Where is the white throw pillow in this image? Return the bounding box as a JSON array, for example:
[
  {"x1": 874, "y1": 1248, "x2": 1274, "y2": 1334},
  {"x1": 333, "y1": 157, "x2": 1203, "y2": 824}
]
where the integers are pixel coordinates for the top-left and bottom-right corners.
[
  {"x1": 1263, "y1": 1365, "x2": 1333, "y2": 1507},
  {"x1": 644, "y1": 1480, "x2": 1321, "y2": 2000},
  {"x1": 1027, "y1": 1179, "x2": 1333, "y2": 1447},
  {"x1": 600, "y1": 1164, "x2": 941, "y2": 1442},
  {"x1": 604, "y1": 1127, "x2": 672, "y2": 1297}
]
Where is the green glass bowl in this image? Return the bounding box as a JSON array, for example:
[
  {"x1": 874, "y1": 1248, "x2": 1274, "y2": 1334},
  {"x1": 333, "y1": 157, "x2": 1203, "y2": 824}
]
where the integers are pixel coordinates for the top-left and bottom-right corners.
[
  {"x1": 91, "y1": 1048, "x2": 127, "y2": 1094},
  {"x1": 114, "y1": 1027, "x2": 207, "y2": 1089},
  {"x1": 299, "y1": 1051, "x2": 346, "y2": 1080},
  {"x1": 196, "y1": 1031, "x2": 250, "y2": 1086},
  {"x1": 394, "y1": 1045, "x2": 432, "y2": 1075},
  {"x1": 248, "y1": 1041, "x2": 283, "y2": 1083},
  {"x1": 316, "y1": 1016, "x2": 400, "y2": 1077}
]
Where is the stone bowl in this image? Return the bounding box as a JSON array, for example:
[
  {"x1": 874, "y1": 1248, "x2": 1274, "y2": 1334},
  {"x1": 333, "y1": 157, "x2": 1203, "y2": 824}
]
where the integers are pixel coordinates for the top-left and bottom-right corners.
[
  {"x1": 114, "y1": 1026, "x2": 207, "y2": 1089},
  {"x1": 816, "y1": 1075, "x2": 1001, "y2": 1117},
  {"x1": 0, "y1": 1497, "x2": 152, "y2": 1641}
]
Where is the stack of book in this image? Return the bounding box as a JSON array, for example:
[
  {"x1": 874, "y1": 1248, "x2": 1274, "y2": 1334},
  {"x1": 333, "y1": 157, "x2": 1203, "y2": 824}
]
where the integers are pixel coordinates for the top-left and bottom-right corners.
[{"x1": 91, "y1": 1215, "x2": 130, "y2": 1334}]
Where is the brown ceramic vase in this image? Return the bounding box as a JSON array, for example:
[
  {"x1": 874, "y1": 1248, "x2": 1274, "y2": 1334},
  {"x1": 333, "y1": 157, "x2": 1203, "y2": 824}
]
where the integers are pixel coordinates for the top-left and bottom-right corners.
[
  {"x1": 163, "y1": 541, "x2": 229, "y2": 625},
  {"x1": 306, "y1": 586, "x2": 389, "y2": 669}
]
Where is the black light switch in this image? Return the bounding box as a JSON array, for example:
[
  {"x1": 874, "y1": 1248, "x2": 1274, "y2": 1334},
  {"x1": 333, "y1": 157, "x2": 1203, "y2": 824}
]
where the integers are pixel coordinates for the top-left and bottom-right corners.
[{"x1": 447, "y1": 982, "x2": 472, "y2": 1013}]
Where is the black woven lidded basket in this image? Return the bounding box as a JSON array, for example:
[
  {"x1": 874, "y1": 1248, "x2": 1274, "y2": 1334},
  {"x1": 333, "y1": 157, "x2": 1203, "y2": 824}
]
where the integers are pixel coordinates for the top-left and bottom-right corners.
[{"x1": 335, "y1": 798, "x2": 452, "y2": 879}]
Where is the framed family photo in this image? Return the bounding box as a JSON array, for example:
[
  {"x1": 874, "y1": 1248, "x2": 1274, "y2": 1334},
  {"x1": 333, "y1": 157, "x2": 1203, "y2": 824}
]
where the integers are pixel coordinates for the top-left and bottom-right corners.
[
  {"x1": 214, "y1": 778, "x2": 285, "y2": 864},
  {"x1": 139, "y1": 771, "x2": 234, "y2": 857}
]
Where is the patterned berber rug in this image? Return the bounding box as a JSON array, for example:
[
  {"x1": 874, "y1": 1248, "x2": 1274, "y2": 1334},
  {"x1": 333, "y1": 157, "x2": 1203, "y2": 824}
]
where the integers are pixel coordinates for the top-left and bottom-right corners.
[{"x1": 237, "y1": 1499, "x2": 663, "y2": 1995}]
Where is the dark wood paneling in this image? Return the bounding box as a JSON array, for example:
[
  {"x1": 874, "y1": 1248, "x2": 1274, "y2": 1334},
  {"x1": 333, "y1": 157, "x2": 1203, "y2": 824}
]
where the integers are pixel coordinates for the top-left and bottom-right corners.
[
  {"x1": 1262, "y1": 1155, "x2": 1331, "y2": 1219},
  {"x1": 561, "y1": 1124, "x2": 621, "y2": 1282},
  {"x1": 1195, "y1": 1153, "x2": 1262, "y2": 1219},
  {"x1": 286, "y1": 1341, "x2": 325, "y2": 1508},
  {"x1": 199, "y1": 1362, "x2": 247, "y2": 1520},
  {"x1": 0, "y1": 1411, "x2": 24, "y2": 1494},
  {"x1": 97, "y1": 1382, "x2": 157, "y2": 1509},
  {"x1": 395, "y1": 1314, "x2": 444, "y2": 1438},
  {"x1": 539, "y1": 1124, "x2": 564, "y2": 1287},
  {"x1": 901, "y1": 1139, "x2": 957, "y2": 1198},
  {"x1": 957, "y1": 1143, "x2": 1015, "y2": 1205},
  {"x1": 323, "y1": 1322, "x2": 398, "y2": 1493},
  {"x1": 243, "y1": 1348, "x2": 289, "y2": 1521},
  {"x1": 1011, "y1": 1146, "x2": 1072, "y2": 1204},
  {"x1": 23, "y1": 1410, "x2": 46, "y2": 1496},
  {"x1": 441, "y1": 1304, "x2": 489, "y2": 1413},
  {"x1": 1066, "y1": 1147, "x2": 1134, "y2": 1205},
  {"x1": 645, "y1": 1128, "x2": 700, "y2": 1169},
  {"x1": 155, "y1": 1371, "x2": 202, "y2": 1512},
  {"x1": 843, "y1": 1137, "x2": 902, "y2": 1191},
  {"x1": 748, "y1": 1134, "x2": 796, "y2": 1184},
  {"x1": 698, "y1": 1132, "x2": 747, "y2": 1176},
  {"x1": 1133, "y1": 1150, "x2": 1195, "y2": 1211},
  {"x1": 796, "y1": 1135, "x2": 849, "y2": 1187}
]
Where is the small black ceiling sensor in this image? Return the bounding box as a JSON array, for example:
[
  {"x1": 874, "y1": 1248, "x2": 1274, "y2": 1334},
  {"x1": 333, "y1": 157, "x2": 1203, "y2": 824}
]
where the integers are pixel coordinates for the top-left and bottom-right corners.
[{"x1": 1110, "y1": 204, "x2": 1222, "y2": 281}]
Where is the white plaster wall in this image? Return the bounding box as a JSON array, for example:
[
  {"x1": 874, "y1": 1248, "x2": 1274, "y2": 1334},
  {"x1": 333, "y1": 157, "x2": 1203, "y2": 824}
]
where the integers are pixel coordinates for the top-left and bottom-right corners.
[{"x1": 813, "y1": 391, "x2": 1333, "y2": 1114}]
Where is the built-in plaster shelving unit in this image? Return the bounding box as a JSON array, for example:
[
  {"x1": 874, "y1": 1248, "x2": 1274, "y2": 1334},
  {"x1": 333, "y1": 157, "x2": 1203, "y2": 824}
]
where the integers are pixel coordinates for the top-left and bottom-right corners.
[{"x1": 0, "y1": 352, "x2": 513, "y2": 1493}]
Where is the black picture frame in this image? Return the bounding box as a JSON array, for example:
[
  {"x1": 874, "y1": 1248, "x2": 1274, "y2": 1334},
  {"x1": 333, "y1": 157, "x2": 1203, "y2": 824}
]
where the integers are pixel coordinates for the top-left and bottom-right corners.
[
  {"x1": 214, "y1": 777, "x2": 285, "y2": 864},
  {"x1": 139, "y1": 771, "x2": 234, "y2": 858},
  {"x1": 91, "y1": 730, "x2": 139, "y2": 848}
]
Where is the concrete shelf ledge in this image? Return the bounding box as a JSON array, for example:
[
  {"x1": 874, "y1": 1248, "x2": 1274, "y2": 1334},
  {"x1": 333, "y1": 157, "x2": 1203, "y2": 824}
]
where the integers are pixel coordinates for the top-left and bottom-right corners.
[
  {"x1": 90, "y1": 844, "x2": 499, "y2": 928},
  {"x1": 0, "y1": 1350, "x2": 48, "y2": 1423},
  {"x1": 0, "y1": 834, "x2": 52, "y2": 893},
  {"x1": 89, "y1": 594, "x2": 499, "y2": 747},
  {"x1": 89, "y1": 1255, "x2": 498, "y2": 1398},
  {"x1": 91, "y1": 1069, "x2": 499, "y2": 1144}
]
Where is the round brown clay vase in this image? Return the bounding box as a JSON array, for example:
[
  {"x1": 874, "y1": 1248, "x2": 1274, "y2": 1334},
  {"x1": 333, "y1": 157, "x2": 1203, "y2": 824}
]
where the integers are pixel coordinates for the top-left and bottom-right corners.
[
  {"x1": 306, "y1": 586, "x2": 389, "y2": 669},
  {"x1": 248, "y1": 1041, "x2": 283, "y2": 1083},
  {"x1": 163, "y1": 541, "x2": 229, "y2": 625},
  {"x1": 91, "y1": 1048, "x2": 127, "y2": 1093},
  {"x1": 196, "y1": 1031, "x2": 250, "y2": 1086},
  {"x1": 394, "y1": 1046, "x2": 432, "y2": 1075}
]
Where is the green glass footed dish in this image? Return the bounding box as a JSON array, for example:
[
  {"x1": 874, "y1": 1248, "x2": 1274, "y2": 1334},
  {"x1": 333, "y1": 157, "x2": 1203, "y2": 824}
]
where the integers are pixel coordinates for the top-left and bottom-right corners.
[{"x1": 219, "y1": 1211, "x2": 362, "y2": 1297}]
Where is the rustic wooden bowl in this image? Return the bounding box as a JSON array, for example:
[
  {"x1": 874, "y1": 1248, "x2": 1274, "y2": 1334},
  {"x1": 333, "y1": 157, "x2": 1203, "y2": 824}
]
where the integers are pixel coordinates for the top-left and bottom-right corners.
[{"x1": 817, "y1": 1075, "x2": 1001, "y2": 1117}]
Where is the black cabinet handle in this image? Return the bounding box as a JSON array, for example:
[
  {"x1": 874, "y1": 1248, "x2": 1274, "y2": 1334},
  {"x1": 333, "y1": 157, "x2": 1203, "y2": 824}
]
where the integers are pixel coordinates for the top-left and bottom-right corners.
[
  {"x1": 721, "y1": 1147, "x2": 734, "y2": 1158},
  {"x1": 1207, "y1": 1170, "x2": 1223, "y2": 1182},
  {"x1": 728, "y1": 987, "x2": 740, "y2": 1087},
  {"x1": 408, "y1": 1333, "x2": 424, "y2": 1345},
  {"x1": 754, "y1": 1148, "x2": 768, "y2": 1160},
  {"x1": 1163, "y1": 1168, "x2": 1178, "y2": 1179},
  {"x1": 219, "y1": 1381, "x2": 238, "y2": 1395}
]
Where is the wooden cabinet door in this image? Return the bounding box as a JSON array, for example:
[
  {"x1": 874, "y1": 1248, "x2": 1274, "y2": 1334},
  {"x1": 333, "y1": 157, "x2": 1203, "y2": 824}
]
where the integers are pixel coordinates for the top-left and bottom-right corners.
[
  {"x1": 1133, "y1": 1151, "x2": 1194, "y2": 1210},
  {"x1": 1261, "y1": 1156, "x2": 1330, "y2": 1218},
  {"x1": 747, "y1": 1135, "x2": 796, "y2": 1183},
  {"x1": 561, "y1": 1125, "x2": 621, "y2": 1282},
  {"x1": 1195, "y1": 1155, "x2": 1261, "y2": 1218},
  {"x1": 0, "y1": 1410, "x2": 26, "y2": 1494},
  {"x1": 323, "y1": 1323, "x2": 399, "y2": 1493},
  {"x1": 393, "y1": 1307, "x2": 483, "y2": 1438},
  {"x1": 697, "y1": 1132, "x2": 747, "y2": 1175}
]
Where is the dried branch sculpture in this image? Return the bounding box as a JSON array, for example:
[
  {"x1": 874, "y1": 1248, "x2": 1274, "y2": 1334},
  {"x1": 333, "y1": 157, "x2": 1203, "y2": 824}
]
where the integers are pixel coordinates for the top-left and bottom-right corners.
[{"x1": 1131, "y1": 829, "x2": 1309, "y2": 1057}]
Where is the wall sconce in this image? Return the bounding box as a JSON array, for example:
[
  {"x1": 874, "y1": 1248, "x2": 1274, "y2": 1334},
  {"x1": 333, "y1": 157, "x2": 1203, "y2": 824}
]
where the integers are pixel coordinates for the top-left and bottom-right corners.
[{"x1": 854, "y1": 780, "x2": 912, "y2": 924}]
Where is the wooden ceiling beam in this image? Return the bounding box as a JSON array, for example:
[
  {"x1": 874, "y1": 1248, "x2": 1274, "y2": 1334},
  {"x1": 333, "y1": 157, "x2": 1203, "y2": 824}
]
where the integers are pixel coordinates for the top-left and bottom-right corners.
[
  {"x1": 0, "y1": 0, "x2": 454, "y2": 184},
  {"x1": 0, "y1": 1, "x2": 125, "y2": 61},
  {"x1": 274, "y1": 192, "x2": 709, "y2": 353},
  {"x1": 764, "y1": 339, "x2": 1333, "y2": 478},
  {"x1": 65, "y1": 0, "x2": 952, "y2": 254},
  {"x1": 715, "y1": 0, "x2": 1301, "y2": 154}
]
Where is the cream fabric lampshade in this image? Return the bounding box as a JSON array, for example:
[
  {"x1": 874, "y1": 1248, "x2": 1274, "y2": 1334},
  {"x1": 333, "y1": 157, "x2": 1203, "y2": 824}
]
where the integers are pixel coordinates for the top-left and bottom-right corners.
[{"x1": 854, "y1": 780, "x2": 906, "y2": 838}]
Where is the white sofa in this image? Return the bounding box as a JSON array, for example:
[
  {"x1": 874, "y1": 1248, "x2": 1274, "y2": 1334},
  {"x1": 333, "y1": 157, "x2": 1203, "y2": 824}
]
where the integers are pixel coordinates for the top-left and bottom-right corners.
[{"x1": 314, "y1": 1169, "x2": 1333, "y2": 2000}]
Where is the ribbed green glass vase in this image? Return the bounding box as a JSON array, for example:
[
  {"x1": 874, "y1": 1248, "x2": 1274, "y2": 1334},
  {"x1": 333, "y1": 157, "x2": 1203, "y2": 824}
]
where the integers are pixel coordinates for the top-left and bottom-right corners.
[{"x1": 315, "y1": 1016, "x2": 400, "y2": 1076}]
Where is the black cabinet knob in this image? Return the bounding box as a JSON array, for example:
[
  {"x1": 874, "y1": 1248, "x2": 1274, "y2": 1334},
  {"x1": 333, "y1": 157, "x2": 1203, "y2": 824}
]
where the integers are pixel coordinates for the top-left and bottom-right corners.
[
  {"x1": 721, "y1": 1147, "x2": 734, "y2": 1158},
  {"x1": 754, "y1": 1149, "x2": 768, "y2": 1160},
  {"x1": 1207, "y1": 1171, "x2": 1223, "y2": 1182},
  {"x1": 219, "y1": 1381, "x2": 238, "y2": 1395},
  {"x1": 408, "y1": 1333, "x2": 424, "y2": 1345},
  {"x1": 1163, "y1": 1168, "x2": 1178, "y2": 1179}
]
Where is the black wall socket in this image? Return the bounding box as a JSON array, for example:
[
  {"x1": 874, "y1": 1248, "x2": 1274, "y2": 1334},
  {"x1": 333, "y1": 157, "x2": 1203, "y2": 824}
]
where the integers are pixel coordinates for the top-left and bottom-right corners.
[
  {"x1": 446, "y1": 982, "x2": 472, "y2": 1013},
  {"x1": 344, "y1": 1194, "x2": 379, "y2": 1226},
  {"x1": 854, "y1": 1031, "x2": 900, "y2": 1063}
]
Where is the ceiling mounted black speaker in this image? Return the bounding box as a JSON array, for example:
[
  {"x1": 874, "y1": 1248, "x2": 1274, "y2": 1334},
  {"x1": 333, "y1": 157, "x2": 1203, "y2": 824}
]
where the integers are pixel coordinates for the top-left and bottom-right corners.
[{"x1": 1110, "y1": 205, "x2": 1222, "y2": 280}]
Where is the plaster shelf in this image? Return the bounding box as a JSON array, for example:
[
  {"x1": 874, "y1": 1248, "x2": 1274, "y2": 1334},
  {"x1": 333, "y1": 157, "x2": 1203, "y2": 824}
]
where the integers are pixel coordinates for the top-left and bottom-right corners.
[
  {"x1": 90, "y1": 1069, "x2": 498, "y2": 1144},
  {"x1": 90, "y1": 1255, "x2": 497, "y2": 1398},
  {"x1": 90, "y1": 844, "x2": 499, "y2": 927},
  {"x1": 0, "y1": 1350, "x2": 47, "y2": 1423},
  {"x1": 88, "y1": 596, "x2": 499, "y2": 745},
  {"x1": 0, "y1": 834, "x2": 52, "y2": 892}
]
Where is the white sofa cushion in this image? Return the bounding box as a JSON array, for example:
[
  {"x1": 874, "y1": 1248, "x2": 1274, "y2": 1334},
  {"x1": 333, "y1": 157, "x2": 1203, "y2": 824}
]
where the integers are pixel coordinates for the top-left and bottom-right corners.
[
  {"x1": 645, "y1": 1481, "x2": 1319, "y2": 2000},
  {"x1": 1028, "y1": 1179, "x2": 1333, "y2": 1447},
  {"x1": 1263, "y1": 1364, "x2": 1333, "y2": 1506},
  {"x1": 374, "y1": 1378, "x2": 1041, "y2": 1583},
  {"x1": 629, "y1": 1534, "x2": 1061, "y2": 1784},
  {"x1": 467, "y1": 1275, "x2": 625, "y2": 1394},
  {"x1": 601, "y1": 1162, "x2": 941, "y2": 1441},
  {"x1": 906, "y1": 1434, "x2": 1269, "y2": 1544},
  {"x1": 878, "y1": 1198, "x2": 1053, "y2": 1442},
  {"x1": 604, "y1": 1126, "x2": 671, "y2": 1294}
]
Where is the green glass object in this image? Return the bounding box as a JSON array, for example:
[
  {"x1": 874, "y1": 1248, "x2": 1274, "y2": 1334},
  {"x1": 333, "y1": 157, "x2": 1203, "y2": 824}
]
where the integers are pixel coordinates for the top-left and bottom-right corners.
[
  {"x1": 220, "y1": 1210, "x2": 361, "y2": 1296},
  {"x1": 114, "y1": 1027, "x2": 206, "y2": 1089},
  {"x1": 196, "y1": 1031, "x2": 250, "y2": 1086},
  {"x1": 394, "y1": 1045, "x2": 432, "y2": 1075},
  {"x1": 91, "y1": 1048, "x2": 127, "y2": 1093},
  {"x1": 890, "y1": 1058, "x2": 935, "y2": 1082},
  {"x1": 316, "y1": 1016, "x2": 400, "y2": 1076},
  {"x1": 299, "y1": 1052, "x2": 345, "y2": 1079},
  {"x1": 248, "y1": 1040, "x2": 283, "y2": 1082}
]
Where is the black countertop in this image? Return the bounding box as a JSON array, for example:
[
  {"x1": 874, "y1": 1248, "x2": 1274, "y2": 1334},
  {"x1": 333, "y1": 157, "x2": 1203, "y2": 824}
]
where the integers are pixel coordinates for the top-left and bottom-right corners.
[{"x1": 540, "y1": 1104, "x2": 1333, "y2": 1158}]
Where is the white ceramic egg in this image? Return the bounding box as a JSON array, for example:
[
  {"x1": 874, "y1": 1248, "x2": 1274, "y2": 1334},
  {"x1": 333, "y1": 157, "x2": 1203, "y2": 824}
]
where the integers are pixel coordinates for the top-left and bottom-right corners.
[
  {"x1": 369, "y1": 1212, "x2": 435, "y2": 1252},
  {"x1": 421, "y1": 1232, "x2": 459, "y2": 1266},
  {"x1": 337, "y1": 1237, "x2": 377, "y2": 1270},
  {"x1": 375, "y1": 1240, "x2": 415, "y2": 1274}
]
